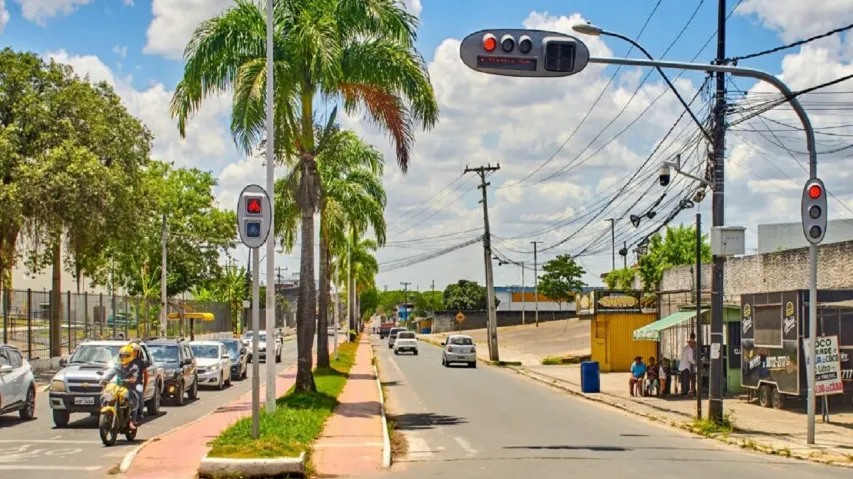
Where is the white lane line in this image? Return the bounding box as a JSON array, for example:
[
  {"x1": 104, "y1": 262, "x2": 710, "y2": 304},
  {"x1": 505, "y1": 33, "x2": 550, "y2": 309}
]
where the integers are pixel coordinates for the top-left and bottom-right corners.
[
  {"x1": 405, "y1": 437, "x2": 434, "y2": 458},
  {"x1": 0, "y1": 440, "x2": 102, "y2": 444},
  {"x1": 453, "y1": 436, "x2": 478, "y2": 456},
  {"x1": 0, "y1": 466, "x2": 101, "y2": 471}
]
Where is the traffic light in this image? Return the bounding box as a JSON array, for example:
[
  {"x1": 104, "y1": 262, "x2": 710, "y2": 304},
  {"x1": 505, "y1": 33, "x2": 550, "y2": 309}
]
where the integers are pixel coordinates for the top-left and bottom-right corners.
[
  {"x1": 245, "y1": 196, "x2": 263, "y2": 215},
  {"x1": 238, "y1": 186, "x2": 272, "y2": 248},
  {"x1": 245, "y1": 221, "x2": 262, "y2": 238},
  {"x1": 801, "y1": 178, "x2": 827, "y2": 244},
  {"x1": 460, "y1": 29, "x2": 590, "y2": 78}
]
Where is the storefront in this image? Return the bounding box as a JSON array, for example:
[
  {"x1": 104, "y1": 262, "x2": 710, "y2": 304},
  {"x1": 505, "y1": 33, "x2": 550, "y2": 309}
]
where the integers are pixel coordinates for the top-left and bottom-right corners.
[{"x1": 577, "y1": 290, "x2": 657, "y2": 372}]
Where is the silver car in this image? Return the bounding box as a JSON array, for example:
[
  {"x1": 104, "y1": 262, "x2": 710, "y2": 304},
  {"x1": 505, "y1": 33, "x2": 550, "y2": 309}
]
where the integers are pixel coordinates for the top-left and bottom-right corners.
[
  {"x1": 387, "y1": 327, "x2": 406, "y2": 349},
  {"x1": 190, "y1": 341, "x2": 232, "y2": 389},
  {"x1": 441, "y1": 335, "x2": 477, "y2": 368},
  {"x1": 0, "y1": 345, "x2": 36, "y2": 420}
]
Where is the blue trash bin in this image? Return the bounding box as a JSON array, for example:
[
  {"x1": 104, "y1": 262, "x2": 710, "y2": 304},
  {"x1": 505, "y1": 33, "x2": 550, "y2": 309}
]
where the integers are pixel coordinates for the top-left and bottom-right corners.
[{"x1": 580, "y1": 361, "x2": 600, "y2": 393}]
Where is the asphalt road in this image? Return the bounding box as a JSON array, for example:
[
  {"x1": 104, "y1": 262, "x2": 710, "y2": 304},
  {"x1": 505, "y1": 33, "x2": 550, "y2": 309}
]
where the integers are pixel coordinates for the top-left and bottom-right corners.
[
  {"x1": 0, "y1": 337, "x2": 311, "y2": 478},
  {"x1": 367, "y1": 336, "x2": 851, "y2": 479}
]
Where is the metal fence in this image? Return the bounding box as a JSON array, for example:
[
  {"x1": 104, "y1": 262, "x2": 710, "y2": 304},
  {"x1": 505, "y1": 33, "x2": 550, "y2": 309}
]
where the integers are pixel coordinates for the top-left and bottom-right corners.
[{"x1": 0, "y1": 288, "x2": 234, "y2": 360}]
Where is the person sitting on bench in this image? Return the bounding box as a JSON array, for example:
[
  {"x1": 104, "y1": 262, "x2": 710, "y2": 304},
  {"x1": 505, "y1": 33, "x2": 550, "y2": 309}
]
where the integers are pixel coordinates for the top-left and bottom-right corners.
[
  {"x1": 629, "y1": 356, "x2": 646, "y2": 397},
  {"x1": 645, "y1": 357, "x2": 659, "y2": 396}
]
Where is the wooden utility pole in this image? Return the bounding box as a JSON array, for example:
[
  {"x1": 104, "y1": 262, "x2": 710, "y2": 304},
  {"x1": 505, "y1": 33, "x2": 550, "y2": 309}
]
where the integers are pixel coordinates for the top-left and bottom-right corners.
[{"x1": 465, "y1": 163, "x2": 500, "y2": 361}]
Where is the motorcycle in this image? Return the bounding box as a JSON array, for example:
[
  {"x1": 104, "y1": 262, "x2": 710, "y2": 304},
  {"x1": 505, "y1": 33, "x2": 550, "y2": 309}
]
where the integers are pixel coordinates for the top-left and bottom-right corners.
[{"x1": 98, "y1": 376, "x2": 137, "y2": 446}]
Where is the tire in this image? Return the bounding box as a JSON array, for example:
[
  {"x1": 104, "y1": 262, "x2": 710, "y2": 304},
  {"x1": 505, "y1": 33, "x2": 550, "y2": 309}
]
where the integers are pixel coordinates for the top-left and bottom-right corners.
[
  {"x1": 188, "y1": 375, "x2": 199, "y2": 400},
  {"x1": 125, "y1": 426, "x2": 138, "y2": 442},
  {"x1": 19, "y1": 386, "x2": 36, "y2": 420},
  {"x1": 53, "y1": 409, "x2": 70, "y2": 428},
  {"x1": 225, "y1": 372, "x2": 232, "y2": 387},
  {"x1": 772, "y1": 388, "x2": 786, "y2": 410},
  {"x1": 470, "y1": 362, "x2": 477, "y2": 368},
  {"x1": 276, "y1": 350, "x2": 282, "y2": 363},
  {"x1": 758, "y1": 384, "x2": 772, "y2": 408},
  {"x1": 146, "y1": 384, "x2": 161, "y2": 416},
  {"x1": 414, "y1": 350, "x2": 418, "y2": 356},
  {"x1": 99, "y1": 412, "x2": 117, "y2": 446},
  {"x1": 242, "y1": 365, "x2": 248, "y2": 380},
  {"x1": 218, "y1": 374, "x2": 225, "y2": 390},
  {"x1": 394, "y1": 350, "x2": 399, "y2": 355},
  {"x1": 175, "y1": 381, "x2": 186, "y2": 406}
]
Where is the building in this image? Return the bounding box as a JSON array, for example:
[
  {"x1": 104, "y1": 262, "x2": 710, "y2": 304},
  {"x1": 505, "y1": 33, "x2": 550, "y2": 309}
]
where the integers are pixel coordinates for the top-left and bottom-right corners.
[
  {"x1": 11, "y1": 262, "x2": 116, "y2": 295},
  {"x1": 494, "y1": 286, "x2": 603, "y2": 313},
  {"x1": 758, "y1": 219, "x2": 853, "y2": 254}
]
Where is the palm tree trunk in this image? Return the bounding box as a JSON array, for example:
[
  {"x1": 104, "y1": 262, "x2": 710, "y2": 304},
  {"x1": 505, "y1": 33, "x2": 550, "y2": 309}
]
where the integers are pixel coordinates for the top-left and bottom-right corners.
[
  {"x1": 316, "y1": 235, "x2": 331, "y2": 368},
  {"x1": 348, "y1": 228, "x2": 356, "y2": 342},
  {"x1": 295, "y1": 210, "x2": 317, "y2": 392}
]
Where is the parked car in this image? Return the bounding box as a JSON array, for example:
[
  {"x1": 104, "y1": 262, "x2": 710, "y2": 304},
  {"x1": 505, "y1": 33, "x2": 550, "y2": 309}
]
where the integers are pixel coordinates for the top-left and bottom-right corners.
[
  {"x1": 219, "y1": 338, "x2": 248, "y2": 380},
  {"x1": 189, "y1": 341, "x2": 232, "y2": 389},
  {"x1": 49, "y1": 339, "x2": 164, "y2": 428},
  {"x1": 145, "y1": 337, "x2": 199, "y2": 405},
  {"x1": 0, "y1": 345, "x2": 36, "y2": 420},
  {"x1": 393, "y1": 331, "x2": 419, "y2": 355},
  {"x1": 441, "y1": 335, "x2": 477, "y2": 368},
  {"x1": 387, "y1": 327, "x2": 406, "y2": 349}
]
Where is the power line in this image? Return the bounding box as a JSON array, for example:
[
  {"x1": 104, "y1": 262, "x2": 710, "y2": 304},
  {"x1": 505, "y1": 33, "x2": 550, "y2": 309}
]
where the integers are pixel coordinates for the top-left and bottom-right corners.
[{"x1": 726, "y1": 22, "x2": 853, "y2": 64}]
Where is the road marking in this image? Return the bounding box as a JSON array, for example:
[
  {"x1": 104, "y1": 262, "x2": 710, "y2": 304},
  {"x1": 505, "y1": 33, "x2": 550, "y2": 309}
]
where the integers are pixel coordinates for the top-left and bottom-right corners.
[
  {"x1": 0, "y1": 440, "x2": 101, "y2": 444},
  {"x1": 405, "y1": 436, "x2": 434, "y2": 459},
  {"x1": 453, "y1": 436, "x2": 478, "y2": 456},
  {"x1": 0, "y1": 465, "x2": 101, "y2": 471}
]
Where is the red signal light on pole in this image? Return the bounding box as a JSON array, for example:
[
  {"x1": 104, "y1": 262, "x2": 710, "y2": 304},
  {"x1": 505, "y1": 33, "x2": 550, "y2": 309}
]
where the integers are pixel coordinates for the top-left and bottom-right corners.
[
  {"x1": 246, "y1": 197, "x2": 262, "y2": 214},
  {"x1": 482, "y1": 33, "x2": 497, "y2": 52},
  {"x1": 808, "y1": 184, "x2": 822, "y2": 199}
]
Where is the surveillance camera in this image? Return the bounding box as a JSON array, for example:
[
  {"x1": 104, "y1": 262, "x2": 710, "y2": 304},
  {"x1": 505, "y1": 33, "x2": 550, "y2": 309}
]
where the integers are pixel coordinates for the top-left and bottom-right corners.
[{"x1": 659, "y1": 164, "x2": 671, "y2": 187}]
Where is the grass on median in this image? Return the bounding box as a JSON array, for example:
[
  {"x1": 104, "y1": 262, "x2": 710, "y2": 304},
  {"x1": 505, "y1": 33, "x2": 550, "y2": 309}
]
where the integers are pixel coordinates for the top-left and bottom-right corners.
[
  {"x1": 541, "y1": 354, "x2": 591, "y2": 365},
  {"x1": 206, "y1": 339, "x2": 359, "y2": 460}
]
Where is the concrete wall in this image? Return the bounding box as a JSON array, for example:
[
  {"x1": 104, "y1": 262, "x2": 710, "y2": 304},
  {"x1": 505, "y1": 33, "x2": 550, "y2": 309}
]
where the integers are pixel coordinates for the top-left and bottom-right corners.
[
  {"x1": 431, "y1": 309, "x2": 576, "y2": 333},
  {"x1": 660, "y1": 240, "x2": 853, "y2": 302}
]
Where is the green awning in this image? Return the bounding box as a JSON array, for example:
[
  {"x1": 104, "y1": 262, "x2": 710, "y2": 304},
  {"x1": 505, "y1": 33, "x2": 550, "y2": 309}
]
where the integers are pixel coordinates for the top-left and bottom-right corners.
[{"x1": 632, "y1": 309, "x2": 707, "y2": 341}]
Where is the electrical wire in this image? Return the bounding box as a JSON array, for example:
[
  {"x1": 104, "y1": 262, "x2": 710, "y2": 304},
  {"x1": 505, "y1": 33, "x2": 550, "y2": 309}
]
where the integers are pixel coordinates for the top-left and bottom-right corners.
[{"x1": 726, "y1": 22, "x2": 853, "y2": 64}]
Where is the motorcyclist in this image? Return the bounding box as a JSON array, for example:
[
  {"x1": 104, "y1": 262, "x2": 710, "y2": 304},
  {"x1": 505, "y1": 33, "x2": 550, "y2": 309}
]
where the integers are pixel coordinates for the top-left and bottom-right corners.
[
  {"x1": 129, "y1": 340, "x2": 149, "y2": 420},
  {"x1": 100, "y1": 345, "x2": 142, "y2": 430}
]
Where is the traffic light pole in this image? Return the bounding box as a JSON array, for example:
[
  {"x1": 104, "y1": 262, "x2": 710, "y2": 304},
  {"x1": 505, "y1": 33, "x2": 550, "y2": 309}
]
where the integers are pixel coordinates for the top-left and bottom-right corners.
[{"x1": 264, "y1": 0, "x2": 277, "y2": 414}]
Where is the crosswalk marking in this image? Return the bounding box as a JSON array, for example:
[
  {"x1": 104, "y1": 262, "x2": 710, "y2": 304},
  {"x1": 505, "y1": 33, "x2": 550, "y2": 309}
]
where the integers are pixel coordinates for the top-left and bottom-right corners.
[
  {"x1": 405, "y1": 436, "x2": 435, "y2": 459},
  {"x1": 453, "y1": 436, "x2": 478, "y2": 456}
]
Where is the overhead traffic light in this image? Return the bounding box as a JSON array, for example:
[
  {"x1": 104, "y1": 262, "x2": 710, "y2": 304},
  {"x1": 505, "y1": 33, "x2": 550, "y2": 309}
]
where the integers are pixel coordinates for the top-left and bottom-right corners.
[
  {"x1": 801, "y1": 178, "x2": 827, "y2": 244},
  {"x1": 460, "y1": 29, "x2": 590, "y2": 78}
]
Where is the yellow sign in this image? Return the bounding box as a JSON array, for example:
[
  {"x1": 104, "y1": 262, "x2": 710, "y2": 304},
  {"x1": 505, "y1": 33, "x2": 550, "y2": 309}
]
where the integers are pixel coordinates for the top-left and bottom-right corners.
[
  {"x1": 743, "y1": 304, "x2": 751, "y2": 318},
  {"x1": 455, "y1": 312, "x2": 465, "y2": 323},
  {"x1": 597, "y1": 295, "x2": 638, "y2": 309},
  {"x1": 785, "y1": 301, "x2": 794, "y2": 317}
]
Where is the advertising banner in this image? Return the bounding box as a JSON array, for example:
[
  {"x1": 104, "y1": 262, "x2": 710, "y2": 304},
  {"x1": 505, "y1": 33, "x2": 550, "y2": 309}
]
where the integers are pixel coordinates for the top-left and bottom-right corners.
[{"x1": 814, "y1": 335, "x2": 844, "y2": 396}]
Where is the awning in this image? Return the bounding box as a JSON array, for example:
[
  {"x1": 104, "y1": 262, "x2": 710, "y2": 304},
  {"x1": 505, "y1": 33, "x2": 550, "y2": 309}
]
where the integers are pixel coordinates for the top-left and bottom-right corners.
[
  {"x1": 632, "y1": 309, "x2": 707, "y2": 341},
  {"x1": 168, "y1": 312, "x2": 214, "y2": 321}
]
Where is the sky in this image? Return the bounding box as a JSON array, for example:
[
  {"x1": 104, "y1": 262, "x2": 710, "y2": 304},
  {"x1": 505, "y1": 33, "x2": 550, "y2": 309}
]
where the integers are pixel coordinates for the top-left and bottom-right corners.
[{"x1": 3, "y1": 0, "x2": 853, "y2": 293}]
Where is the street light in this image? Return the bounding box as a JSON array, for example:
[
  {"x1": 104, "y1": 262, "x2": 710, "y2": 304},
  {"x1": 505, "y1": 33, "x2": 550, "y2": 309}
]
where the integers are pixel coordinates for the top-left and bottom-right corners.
[{"x1": 459, "y1": 25, "x2": 822, "y2": 443}]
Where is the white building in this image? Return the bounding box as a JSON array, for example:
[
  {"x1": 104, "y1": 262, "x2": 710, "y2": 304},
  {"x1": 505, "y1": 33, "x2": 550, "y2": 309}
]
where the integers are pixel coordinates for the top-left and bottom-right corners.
[
  {"x1": 11, "y1": 263, "x2": 115, "y2": 295},
  {"x1": 494, "y1": 286, "x2": 577, "y2": 312},
  {"x1": 758, "y1": 219, "x2": 853, "y2": 254}
]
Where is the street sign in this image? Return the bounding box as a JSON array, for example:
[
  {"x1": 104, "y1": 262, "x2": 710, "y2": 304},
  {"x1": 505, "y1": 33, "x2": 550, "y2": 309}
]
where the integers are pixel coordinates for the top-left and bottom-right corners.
[
  {"x1": 455, "y1": 312, "x2": 465, "y2": 324},
  {"x1": 237, "y1": 184, "x2": 272, "y2": 248},
  {"x1": 801, "y1": 178, "x2": 828, "y2": 244},
  {"x1": 459, "y1": 29, "x2": 590, "y2": 78}
]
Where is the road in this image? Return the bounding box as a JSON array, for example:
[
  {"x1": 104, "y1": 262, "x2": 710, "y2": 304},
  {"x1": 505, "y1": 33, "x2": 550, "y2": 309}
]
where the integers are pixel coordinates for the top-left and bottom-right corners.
[
  {"x1": 366, "y1": 336, "x2": 851, "y2": 479},
  {"x1": 0, "y1": 336, "x2": 335, "y2": 478}
]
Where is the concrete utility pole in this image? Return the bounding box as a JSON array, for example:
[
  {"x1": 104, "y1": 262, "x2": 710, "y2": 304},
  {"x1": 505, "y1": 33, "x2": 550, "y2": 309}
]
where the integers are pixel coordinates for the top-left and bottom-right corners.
[
  {"x1": 696, "y1": 213, "x2": 704, "y2": 420},
  {"x1": 708, "y1": 0, "x2": 727, "y2": 423},
  {"x1": 531, "y1": 241, "x2": 542, "y2": 328},
  {"x1": 160, "y1": 214, "x2": 168, "y2": 337},
  {"x1": 623, "y1": 241, "x2": 628, "y2": 269},
  {"x1": 400, "y1": 282, "x2": 411, "y2": 325},
  {"x1": 605, "y1": 218, "x2": 619, "y2": 270},
  {"x1": 465, "y1": 164, "x2": 500, "y2": 361},
  {"x1": 263, "y1": 0, "x2": 277, "y2": 413},
  {"x1": 430, "y1": 280, "x2": 436, "y2": 323},
  {"x1": 521, "y1": 261, "x2": 525, "y2": 326}
]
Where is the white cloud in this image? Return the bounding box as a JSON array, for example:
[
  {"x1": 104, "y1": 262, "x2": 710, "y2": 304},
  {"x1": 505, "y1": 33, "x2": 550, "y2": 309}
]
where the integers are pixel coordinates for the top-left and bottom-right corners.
[
  {"x1": 737, "y1": 0, "x2": 853, "y2": 42},
  {"x1": 0, "y1": 0, "x2": 9, "y2": 33},
  {"x1": 403, "y1": 0, "x2": 421, "y2": 17},
  {"x1": 144, "y1": 0, "x2": 234, "y2": 60},
  {"x1": 112, "y1": 44, "x2": 128, "y2": 59},
  {"x1": 13, "y1": 0, "x2": 92, "y2": 24}
]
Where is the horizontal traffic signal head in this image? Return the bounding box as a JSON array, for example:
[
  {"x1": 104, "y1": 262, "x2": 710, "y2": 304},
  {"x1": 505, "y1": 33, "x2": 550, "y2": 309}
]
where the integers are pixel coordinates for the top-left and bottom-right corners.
[
  {"x1": 801, "y1": 178, "x2": 827, "y2": 245},
  {"x1": 460, "y1": 29, "x2": 591, "y2": 78}
]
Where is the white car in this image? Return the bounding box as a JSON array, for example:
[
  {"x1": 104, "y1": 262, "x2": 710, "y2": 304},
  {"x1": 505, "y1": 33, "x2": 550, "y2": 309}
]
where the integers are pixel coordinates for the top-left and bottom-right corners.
[
  {"x1": 393, "y1": 331, "x2": 418, "y2": 355},
  {"x1": 0, "y1": 345, "x2": 36, "y2": 420},
  {"x1": 190, "y1": 341, "x2": 232, "y2": 389},
  {"x1": 387, "y1": 327, "x2": 406, "y2": 349},
  {"x1": 441, "y1": 335, "x2": 477, "y2": 368},
  {"x1": 241, "y1": 331, "x2": 282, "y2": 363}
]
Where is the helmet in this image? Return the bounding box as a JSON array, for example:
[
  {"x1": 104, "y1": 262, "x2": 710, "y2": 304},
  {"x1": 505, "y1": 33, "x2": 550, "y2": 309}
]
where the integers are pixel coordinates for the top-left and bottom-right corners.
[
  {"x1": 131, "y1": 341, "x2": 142, "y2": 357},
  {"x1": 119, "y1": 345, "x2": 134, "y2": 366}
]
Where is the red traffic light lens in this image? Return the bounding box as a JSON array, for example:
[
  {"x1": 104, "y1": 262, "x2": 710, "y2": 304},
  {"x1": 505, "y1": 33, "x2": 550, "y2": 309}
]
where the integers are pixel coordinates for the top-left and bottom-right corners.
[
  {"x1": 246, "y1": 198, "x2": 262, "y2": 214},
  {"x1": 483, "y1": 34, "x2": 497, "y2": 52},
  {"x1": 808, "y1": 184, "x2": 822, "y2": 199}
]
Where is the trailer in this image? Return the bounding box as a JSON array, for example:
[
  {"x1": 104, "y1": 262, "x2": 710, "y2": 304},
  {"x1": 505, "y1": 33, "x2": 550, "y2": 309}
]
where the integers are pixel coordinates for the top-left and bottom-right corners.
[{"x1": 741, "y1": 289, "x2": 853, "y2": 409}]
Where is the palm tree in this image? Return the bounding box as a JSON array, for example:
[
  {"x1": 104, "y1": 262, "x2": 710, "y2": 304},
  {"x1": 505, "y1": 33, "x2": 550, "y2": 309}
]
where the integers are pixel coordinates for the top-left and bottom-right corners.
[
  {"x1": 336, "y1": 233, "x2": 379, "y2": 338},
  {"x1": 276, "y1": 127, "x2": 386, "y2": 367},
  {"x1": 172, "y1": 0, "x2": 438, "y2": 392}
]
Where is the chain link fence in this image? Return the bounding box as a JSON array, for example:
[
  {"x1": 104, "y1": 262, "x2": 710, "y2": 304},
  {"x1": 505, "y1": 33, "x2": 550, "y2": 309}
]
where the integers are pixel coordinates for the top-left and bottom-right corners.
[{"x1": 1, "y1": 288, "x2": 234, "y2": 360}]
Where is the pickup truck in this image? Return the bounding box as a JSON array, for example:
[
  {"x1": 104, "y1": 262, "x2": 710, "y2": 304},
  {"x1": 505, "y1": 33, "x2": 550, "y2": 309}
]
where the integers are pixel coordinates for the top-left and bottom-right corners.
[
  {"x1": 379, "y1": 321, "x2": 395, "y2": 339},
  {"x1": 48, "y1": 339, "x2": 165, "y2": 428}
]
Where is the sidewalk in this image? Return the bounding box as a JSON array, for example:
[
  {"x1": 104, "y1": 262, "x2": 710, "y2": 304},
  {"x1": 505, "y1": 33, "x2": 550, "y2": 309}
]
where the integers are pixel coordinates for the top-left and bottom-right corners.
[
  {"x1": 522, "y1": 364, "x2": 853, "y2": 466},
  {"x1": 123, "y1": 365, "x2": 299, "y2": 479},
  {"x1": 312, "y1": 335, "x2": 385, "y2": 476}
]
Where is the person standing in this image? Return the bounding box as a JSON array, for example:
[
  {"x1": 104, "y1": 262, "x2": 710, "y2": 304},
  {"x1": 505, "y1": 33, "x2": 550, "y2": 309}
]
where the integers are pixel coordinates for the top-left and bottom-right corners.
[{"x1": 679, "y1": 333, "x2": 696, "y2": 396}]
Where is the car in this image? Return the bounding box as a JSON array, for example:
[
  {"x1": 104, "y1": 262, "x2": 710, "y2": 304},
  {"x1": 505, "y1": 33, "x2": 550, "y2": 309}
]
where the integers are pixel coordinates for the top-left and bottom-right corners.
[
  {"x1": 145, "y1": 337, "x2": 199, "y2": 406},
  {"x1": 0, "y1": 345, "x2": 36, "y2": 420},
  {"x1": 387, "y1": 327, "x2": 406, "y2": 349},
  {"x1": 219, "y1": 338, "x2": 248, "y2": 381},
  {"x1": 441, "y1": 335, "x2": 477, "y2": 368},
  {"x1": 49, "y1": 339, "x2": 164, "y2": 428},
  {"x1": 327, "y1": 326, "x2": 336, "y2": 335},
  {"x1": 393, "y1": 331, "x2": 418, "y2": 355},
  {"x1": 241, "y1": 331, "x2": 282, "y2": 363},
  {"x1": 189, "y1": 341, "x2": 232, "y2": 389}
]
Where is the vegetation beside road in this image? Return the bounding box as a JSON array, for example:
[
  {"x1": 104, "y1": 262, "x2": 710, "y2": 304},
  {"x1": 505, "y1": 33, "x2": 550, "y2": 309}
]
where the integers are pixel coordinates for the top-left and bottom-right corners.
[{"x1": 207, "y1": 339, "x2": 359, "y2": 462}]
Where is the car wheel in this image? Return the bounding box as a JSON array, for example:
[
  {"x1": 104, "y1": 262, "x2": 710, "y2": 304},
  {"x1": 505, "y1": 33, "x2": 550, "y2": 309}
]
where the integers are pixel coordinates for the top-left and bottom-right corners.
[
  {"x1": 276, "y1": 350, "x2": 281, "y2": 363},
  {"x1": 175, "y1": 381, "x2": 186, "y2": 406},
  {"x1": 225, "y1": 371, "x2": 232, "y2": 387},
  {"x1": 218, "y1": 373, "x2": 225, "y2": 390},
  {"x1": 53, "y1": 409, "x2": 70, "y2": 428},
  {"x1": 394, "y1": 349, "x2": 399, "y2": 355},
  {"x1": 242, "y1": 364, "x2": 248, "y2": 380},
  {"x1": 20, "y1": 385, "x2": 36, "y2": 420},
  {"x1": 414, "y1": 350, "x2": 418, "y2": 356},
  {"x1": 188, "y1": 375, "x2": 199, "y2": 400},
  {"x1": 147, "y1": 384, "x2": 161, "y2": 416},
  {"x1": 470, "y1": 362, "x2": 477, "y2": 368}
]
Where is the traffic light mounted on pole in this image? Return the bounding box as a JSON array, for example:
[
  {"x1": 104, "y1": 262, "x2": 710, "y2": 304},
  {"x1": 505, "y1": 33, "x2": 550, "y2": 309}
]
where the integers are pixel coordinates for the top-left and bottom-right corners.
[{"x1": 801, "y1": 178, "x2": 828, "y2": 244}]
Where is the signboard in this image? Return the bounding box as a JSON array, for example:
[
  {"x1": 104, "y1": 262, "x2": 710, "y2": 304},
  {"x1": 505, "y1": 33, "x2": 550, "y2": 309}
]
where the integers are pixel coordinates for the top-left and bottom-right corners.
[
  {"x1": 576, "y1": 291, "x2": 595, "y2": 316},
  {"x1": 815, "y1": 335, "x2": 844, "y2": 396},
  {"x1": 576, "y1": 290, "x2": 656, "y2": 316},
  {"x1": 455, "y1": 312, "x2": 466, "y2": 324}
]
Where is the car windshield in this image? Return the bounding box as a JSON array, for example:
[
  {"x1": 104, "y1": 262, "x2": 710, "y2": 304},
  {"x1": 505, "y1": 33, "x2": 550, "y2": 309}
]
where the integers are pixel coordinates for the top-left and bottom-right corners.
[
  {"x1": 258, "y1": 334, "x2": 267, "y2": 342},
  {"x1": 398, "y1": 332, "x2": 415, "y2": 339},
  {"x1": 191, "y1": 345, "x2": 220, "y2": 359},
  {"x1": 148, "y1": 345, "x2": 179, "y2": 363},
  {"x1": 449, "y1": 337, "x2": 473, "y2": 346},
  {"x1": 242, "y1": 332, "x2": 253, "y2": 339},
  {"x1": 70, "y1": 345, "x2": 123, "y2": 364},
  {"x1": 221, "y1": 341, "x2": 240, "y2": 357}
]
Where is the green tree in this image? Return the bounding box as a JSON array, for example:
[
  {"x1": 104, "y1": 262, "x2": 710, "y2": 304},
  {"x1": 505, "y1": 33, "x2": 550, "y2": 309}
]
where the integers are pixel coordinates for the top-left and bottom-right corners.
[
  {"x1": 604, "y1": 267, "x2": 636, "y2": 291},
  {"x1": 638, "y1": 225, "x2": 712, "y2": 292},
  {"x1": 443, "y1": 280, "x2": 499, "y2": 311},
  {"x1": 537, "y1": 254, "x2": 586, "y2": 310},
  {"x1": 174, "y1": 0, "x2": 438, "y2": 392}
]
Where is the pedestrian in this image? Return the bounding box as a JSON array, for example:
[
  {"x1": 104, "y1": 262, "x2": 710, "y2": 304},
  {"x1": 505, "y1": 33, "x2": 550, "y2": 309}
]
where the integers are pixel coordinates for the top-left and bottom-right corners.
[
  {"x1": 645, "y1": 357, "x2": 659, "y2": 396},
  {"x1": 679, "y1": 333, "x2": 696, "y2": 396},
  {"x1": 629, "y1": 356, "x2": 646, "y2": 397}
]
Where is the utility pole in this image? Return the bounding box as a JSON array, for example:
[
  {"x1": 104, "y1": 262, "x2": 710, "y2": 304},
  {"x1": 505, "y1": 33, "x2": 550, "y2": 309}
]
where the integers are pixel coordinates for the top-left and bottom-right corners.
[
  {"x1": 696, "y1": 213, "x2": 703, "y2": 419},
  {"x1": 709, "y1": 0, "x2": 727, "y2": 423},
  {"x1": 465, "y1": 163, "x2": 500, "y2": 361},
  {"x1": 430, "y1": 280, "x2": 435, "y2": 323},
  {"x1": 623, "y1": 241, "x2": 628, "y2": 269},
  {"x1": 531, "y1": 241, "x2": 542, "y2": 328},
  {"x1": 605, "y1": 218, "x2": 619, "y2": 270},
  {"x1": 160, "y1": 214, "x2": 168, "y2": 337},
  {"x1": 400, "y1": 282, "x2": 411, "y2": 325},
  {"x1": 521, "y1": 261, "x2": 525, "y2": 326}
]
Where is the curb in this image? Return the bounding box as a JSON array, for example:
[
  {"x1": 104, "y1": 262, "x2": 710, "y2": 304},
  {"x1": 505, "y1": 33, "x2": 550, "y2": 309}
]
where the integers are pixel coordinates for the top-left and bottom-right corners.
[
  {"x1": 368, "y1": 342, "x2": 392, "y2": 469},
  {"x1": 119, "y1": 363, "x2": 299, "y2": 475},
  {"x1": 198, "y1": 453, "x2": 305, "y2": 479}
]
